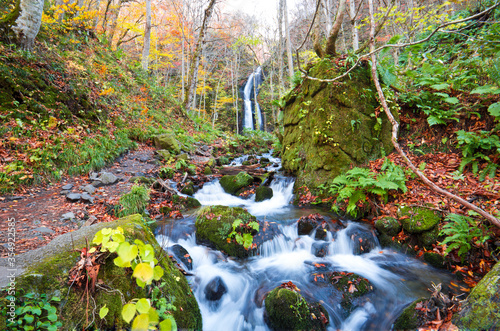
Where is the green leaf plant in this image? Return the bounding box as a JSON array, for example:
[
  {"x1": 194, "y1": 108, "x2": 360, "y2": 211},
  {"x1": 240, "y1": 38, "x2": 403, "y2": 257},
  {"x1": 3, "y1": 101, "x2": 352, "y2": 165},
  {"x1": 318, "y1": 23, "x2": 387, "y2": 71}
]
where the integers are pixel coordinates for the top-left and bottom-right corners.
[{"x1": 228, "y1": 219, "x2": 260, "y2": 250}]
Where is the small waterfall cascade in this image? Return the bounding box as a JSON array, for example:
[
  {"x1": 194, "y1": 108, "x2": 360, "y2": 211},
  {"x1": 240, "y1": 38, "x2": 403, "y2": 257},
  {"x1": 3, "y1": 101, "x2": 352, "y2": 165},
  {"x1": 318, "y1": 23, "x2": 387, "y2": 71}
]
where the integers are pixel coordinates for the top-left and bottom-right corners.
[
  {"x1": 156, "y1": 154, "x2": 456, "y2": 331},
  {"x1": 242, "y1": 67, "x2": 264, "y2": 131}
]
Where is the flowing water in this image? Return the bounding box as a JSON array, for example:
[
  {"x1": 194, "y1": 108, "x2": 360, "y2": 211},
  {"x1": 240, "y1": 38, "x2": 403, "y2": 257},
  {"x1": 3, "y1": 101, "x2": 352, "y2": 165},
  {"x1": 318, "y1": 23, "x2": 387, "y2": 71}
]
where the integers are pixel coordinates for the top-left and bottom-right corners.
[
  {"x1": 156, "y1": 157, "x2": 453, "y2": 331},
  {"x1": 242, "y1": 67, "x2": 264, "y2": 131}
]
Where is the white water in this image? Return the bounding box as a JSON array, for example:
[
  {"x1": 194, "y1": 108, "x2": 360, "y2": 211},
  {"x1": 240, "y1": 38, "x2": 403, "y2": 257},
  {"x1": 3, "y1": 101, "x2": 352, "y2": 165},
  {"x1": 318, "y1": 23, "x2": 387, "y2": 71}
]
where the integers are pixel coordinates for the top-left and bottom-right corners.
[
  {"x1": 159, "y1": 176, "x2": 453, "y2": 330},
  {"x1": 242, "y1": 67, "x2": 264, "y2": 131}
]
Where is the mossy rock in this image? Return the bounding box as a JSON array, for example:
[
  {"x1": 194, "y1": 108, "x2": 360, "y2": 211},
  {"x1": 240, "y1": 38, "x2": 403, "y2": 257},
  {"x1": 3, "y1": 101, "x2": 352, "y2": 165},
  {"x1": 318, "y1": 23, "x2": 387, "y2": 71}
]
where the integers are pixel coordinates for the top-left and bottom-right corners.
[
  {"x1": 0, "y1": 214, "x2": 202, "y2": 330},
  {"x1": 129, "y1": 176, "x2": 155, "y2": 184},
  {"x1": 195, "y1": 206, "x2": 258, "y2": 258},
  {"x1": 393, "y1": 298, "x2": 427, "y2": 330},
  {"x1": 172, "y1": 194, "x2": 201, "y2": 210},
  {"x1": 180, "y1": 181, "x2": 194, "y2": 195},
  {"x1": 219, "y1": 171, "x2": 254, "y2": 196},
  {"x1": 153, "y1": 134, "x2": 181, "y2": 154},
  {"x1": 264, "y1": 286, "x2": 328, "y2": 331},
  {"x1": 329, "y1": 272, "x2": 374, "y2": 311},
  {"x1": 453, "y1": 261, "x2": 500, "y2": 330},
  {"x1": 418, "y1": 226, "x2": 439, "y2": 249},
  {"x1": 255, "y1": 186, "x2": 273, "y2": 202},
  {"x1": 398, "y1": 206, "x2": 442, "y2": 234},
  {"x1": 156, "y1": 149, "x2": 171, "y2": 161},
  {"x1": 177, "y1": 153, "x2": 189, "y2": 161},
  {"x1": 423, "y1": 252, "x2": 445, "y2": 268},
  {"x1": 217, "y1": 156, "x2": 230, "y2": 166},
  {"x1": 280, "y1": 58, "x2": 396, "y2": 190},
  {"x1": 204, "y1": 166, "x2": 212, "y2": 175},
  {"x1": 375, "y1": 217, "x2": 401, "y2": 236}
]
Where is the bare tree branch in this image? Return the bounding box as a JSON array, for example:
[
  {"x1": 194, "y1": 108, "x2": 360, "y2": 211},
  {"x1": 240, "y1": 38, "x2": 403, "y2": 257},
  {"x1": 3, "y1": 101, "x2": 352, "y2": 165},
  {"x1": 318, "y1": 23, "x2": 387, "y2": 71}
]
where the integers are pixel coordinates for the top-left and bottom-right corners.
[{"x1": 367, "y1": 0, "x2": 500, "y2": 228}]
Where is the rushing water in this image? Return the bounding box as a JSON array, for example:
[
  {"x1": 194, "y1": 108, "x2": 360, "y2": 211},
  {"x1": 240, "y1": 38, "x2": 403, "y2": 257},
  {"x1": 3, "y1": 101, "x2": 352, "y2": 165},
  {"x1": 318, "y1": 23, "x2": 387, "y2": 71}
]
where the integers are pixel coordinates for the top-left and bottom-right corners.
[
  {"x1": 242, "y1": 67, "x2": 264, "y2": 131},
  {"x1": 156, "y1": 162, "x2": 453, "y2": 330}
]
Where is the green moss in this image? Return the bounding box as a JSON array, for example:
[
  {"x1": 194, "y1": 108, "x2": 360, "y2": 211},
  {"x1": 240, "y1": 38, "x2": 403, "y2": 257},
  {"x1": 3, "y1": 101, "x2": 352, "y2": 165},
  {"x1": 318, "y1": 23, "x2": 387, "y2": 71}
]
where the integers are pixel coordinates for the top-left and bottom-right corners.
[
  {"x1": 375, "y1": 217, "x2": 402, "y2": 236},
  {"x1": 153, "y1": 134, "x2": 181, "y2": 154},
  {"x1": 330, "y1": 272, "x2": 373, "y2": 311},
  {"x1": 5, "y1": 214, "x2": 201, "y2": 330},
  {"x1": 398, "y1": 206, "x2": 442, "y2": 234},
  {"x1": 418, "y1": 226, "x2": 439, "y2": 249},
  {"x1": 453, "y1": 261, "x2": 500, "y2": 330},
  {"x1": 264, "y1": 287, "x2": 327, "y2": 331},
  {"x1": 195, "y1": 205, "x2": 257, "y2": 258},
  {"x1": 219, "y1": 172, "x2": 254, "y2": 196},
  {"x1": 393, "y1": 298, "x2": 427, "y2": 330},
  {"x1": 204, "y1": 166, "x2": 212, "y2": 175},
  {"x1": 423, "y1": 252, "x2": 445, "y2": 268},
  {"x1": 255, "y1": 186, "x2": 273, "y2": 202},
  {"x1": 172, "y1": 194, "x2": 201, "y2": 210}
]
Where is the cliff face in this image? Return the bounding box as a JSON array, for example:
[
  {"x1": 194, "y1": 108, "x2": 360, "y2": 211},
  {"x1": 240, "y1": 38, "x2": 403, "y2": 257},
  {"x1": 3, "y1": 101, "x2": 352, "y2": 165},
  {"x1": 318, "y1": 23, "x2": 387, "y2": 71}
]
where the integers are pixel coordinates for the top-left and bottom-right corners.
[{"x1": 281, "y1": 58, "x2": 396, "y2": 189}]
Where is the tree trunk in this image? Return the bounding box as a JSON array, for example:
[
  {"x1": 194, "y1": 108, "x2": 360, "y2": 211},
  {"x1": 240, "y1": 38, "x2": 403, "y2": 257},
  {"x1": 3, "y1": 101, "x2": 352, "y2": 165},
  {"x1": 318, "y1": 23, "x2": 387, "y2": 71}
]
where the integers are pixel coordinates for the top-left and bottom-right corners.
[
  {"x1": 324, "y1": 0, "x2": 346, "y2": 56},
  {"x1": 367, "y1": 0, "x2": 500, "y2": 229},
  {"x1": 349, "y1": 0, "x2": 359, "y2": 50},
  {"x1": 141, "y1": 0, "x2": 151, "y2": 71},
  {"x1": 12, "y1": 0, "x2": 44, "y2": 51},
  {"x1": 278, "y1": 0, "x2": 285, "y2": 95},
  {"x1": 284, "y1": 0, "x2": 294, "y2": 79},
  {"x1": 183, "y1": 0, "x2": 217, "y2": 112}
]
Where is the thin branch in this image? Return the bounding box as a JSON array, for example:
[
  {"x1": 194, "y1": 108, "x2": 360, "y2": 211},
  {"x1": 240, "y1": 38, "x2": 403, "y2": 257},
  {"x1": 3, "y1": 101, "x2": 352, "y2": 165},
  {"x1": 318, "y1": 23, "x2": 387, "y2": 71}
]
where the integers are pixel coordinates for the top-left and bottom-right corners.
[{"x1": 367, "y1": 0, "x2": 500, "y2": 229}]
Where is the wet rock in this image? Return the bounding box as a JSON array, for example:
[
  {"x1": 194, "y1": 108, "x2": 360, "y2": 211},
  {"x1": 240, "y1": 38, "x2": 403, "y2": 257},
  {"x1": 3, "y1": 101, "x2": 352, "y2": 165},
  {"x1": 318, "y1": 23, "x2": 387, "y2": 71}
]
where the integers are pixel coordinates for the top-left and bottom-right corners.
[
  {"x1": 314, "y1": 223, "x2": 330, "y2": 241},
  {"x1": 82, "y1": 184, "x2": 96, "y2": 194},
  {"x1": 349, "y1": 229, "x2": 378, "y2": 255},
  {"x1": 219, "y1": 172, "x2": 253, "y2": 196},
  {"x1": 33, "y1": 227, "x2": 55, "y2": 234},
  {"x1": 423, "y1": 252, "x2": 445, "y2": 268},
  {"x1": 329, "y1": 272, "x2": 374, "y2": 312},
  {"x1": 170, "y1": 244, "x2": 193, "y2": 270},
  {"x1": 264, "y1": 285, "x2": 329, "y2": 331},
  {"x1": 255, "y1": 186, "x2": 273, "y2": 202},
  {"x1": 398, "y1": 206, "x2": 442, "y2": 234},
  {"x1": 204, "y1": 276, "x2": 228, "y2": 301},
  {"x1": 180, "y1": 181, "x2": 194, "y2": 196},
  {"x1": 312, "y1": 242, "x2": 330, "y2": 257},
  {"x1": 171, "y1": 195, "x2": 201, "y2": 210},
  {"x1": 260, "y1": 157, "x2": 270, "y2": 164},
  {"x1": 62, "y1": 184, "x2": 73, "y2": 190},
  {"x1": 61, "y1": 212, "x2": 75, "y2": 221},
  {"x1": 203, "y1": 166, "x2": 212, "y2": 175},
  {"x1": 153, "y1": 134, "x2": 181, "y2": 154},
  {"x1": 66, "y1": 193, "x2": 81, "y2": 202},
  {"x1": 393, "y1": 298, "x2": 427, "y2": 330}
]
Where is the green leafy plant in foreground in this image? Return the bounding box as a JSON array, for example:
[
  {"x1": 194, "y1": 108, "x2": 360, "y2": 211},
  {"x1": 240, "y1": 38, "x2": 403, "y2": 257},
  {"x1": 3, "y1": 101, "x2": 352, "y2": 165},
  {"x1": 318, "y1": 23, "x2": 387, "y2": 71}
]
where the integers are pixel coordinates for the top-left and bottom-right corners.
[
  {"x1": 2, "y1": 292, "x2": 62, "y2": 331},
  {"x1": 91, "y1": 226, "x2": 176, "y2": 330},
  {"x1": 228, "y1": 218, "x2": 260, "y2": 250},
  {"x1": 117, "y1": 185, "x2": 150, "y2": 217},
  {"x1": 439, "y1": 213, "x2": 492, "y2": 261},
  {"x1": 319, "y1": 159, "x2": 407, "y2": 217}
]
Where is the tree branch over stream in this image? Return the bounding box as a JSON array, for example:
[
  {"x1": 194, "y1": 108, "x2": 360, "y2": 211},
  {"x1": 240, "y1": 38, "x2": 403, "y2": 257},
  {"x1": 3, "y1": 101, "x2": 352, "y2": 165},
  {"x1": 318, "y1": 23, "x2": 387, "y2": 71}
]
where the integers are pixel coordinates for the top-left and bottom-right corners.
[{"x1": 367, "y1": 0, "x2": 500, "y2": 228}]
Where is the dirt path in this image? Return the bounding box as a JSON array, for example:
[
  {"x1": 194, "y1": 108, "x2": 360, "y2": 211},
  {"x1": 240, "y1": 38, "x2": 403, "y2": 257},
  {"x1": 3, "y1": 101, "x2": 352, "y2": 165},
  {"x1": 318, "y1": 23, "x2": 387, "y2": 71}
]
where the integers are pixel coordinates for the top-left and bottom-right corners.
[{"x1": 0, "y1": 145, "x2": 159, "y2": 257}]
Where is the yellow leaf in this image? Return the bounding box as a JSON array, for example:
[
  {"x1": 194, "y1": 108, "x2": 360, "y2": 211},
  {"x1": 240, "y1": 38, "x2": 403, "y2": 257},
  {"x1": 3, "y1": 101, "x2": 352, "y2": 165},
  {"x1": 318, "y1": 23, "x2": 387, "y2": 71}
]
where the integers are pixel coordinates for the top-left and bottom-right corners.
[
  {"x1": 122, "y1": 303, "x2": 136, "y2": 324},
  {"x1": 131, "y1": 314, "x2": 150, "y2": 331},
  {"x1": 133, "y1": 263, "x2": 154, "y2": 283},
  {"x1": 136, "y1": 298, "x2": 150, "y2": 314}
]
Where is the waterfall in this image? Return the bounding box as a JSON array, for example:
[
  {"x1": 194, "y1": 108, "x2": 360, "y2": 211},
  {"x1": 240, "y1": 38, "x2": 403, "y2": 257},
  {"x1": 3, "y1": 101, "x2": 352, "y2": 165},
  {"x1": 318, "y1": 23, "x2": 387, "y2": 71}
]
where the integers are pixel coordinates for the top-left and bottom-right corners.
[{"x1": 242, "y1": 67, "x2": 264, "y2": 131}]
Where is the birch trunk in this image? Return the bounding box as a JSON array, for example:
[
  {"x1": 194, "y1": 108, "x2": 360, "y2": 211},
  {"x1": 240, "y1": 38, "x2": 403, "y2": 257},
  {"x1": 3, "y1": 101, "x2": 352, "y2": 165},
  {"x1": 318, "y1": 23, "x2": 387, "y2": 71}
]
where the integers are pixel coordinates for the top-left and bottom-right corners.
[
  {"x1": 284, "y1": 0, "x2": 294, "y2": 80},
  {"x1": 141, "y1": 0, "x2": 151, "y2": 71},
  {"x1": 278, "y1": 0, "x2": 284, "y2": 96},
  {"x1": 12, "y1": 0, "x2": 44, "y2": 51},
  {"x1": 349, "y1": 0, "x2": 359, "y2": 50}
]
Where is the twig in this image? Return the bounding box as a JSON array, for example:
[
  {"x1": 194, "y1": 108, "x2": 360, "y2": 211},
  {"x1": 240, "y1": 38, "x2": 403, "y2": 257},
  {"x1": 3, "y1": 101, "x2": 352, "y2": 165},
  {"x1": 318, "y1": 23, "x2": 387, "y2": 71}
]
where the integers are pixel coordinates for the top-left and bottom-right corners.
[{"x1": 367, "y1": 0, "x2": 500, "y2": 229}]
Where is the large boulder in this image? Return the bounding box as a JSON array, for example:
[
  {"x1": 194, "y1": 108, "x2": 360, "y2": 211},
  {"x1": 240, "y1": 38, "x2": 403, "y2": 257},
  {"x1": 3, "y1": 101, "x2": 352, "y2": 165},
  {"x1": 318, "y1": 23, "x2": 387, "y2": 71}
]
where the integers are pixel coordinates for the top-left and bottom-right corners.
[
  {"x1": 0, "y1": 214, "x2": 202, "y2": 330},
  {"x1": 255, "y1": 186, "x2": 273, "y2": 202},
  {"x1": 264, "y1": 285, "x2": 329, "y2": 330},
  {"x1": 453, "y1": 261, "x2": 500, "y2": 330},
  {"x1": 153, "y1": 133, "x2": 181, "y2": 154},
  {"x1": 281, "y1": 58, "x2": 396, "y2": 189},
  {"x1": 219, "y1": 171, "x2": 254, "y2": 196},
  {"x1": 195, "y1": 206, "x2": 259, "y2": 258}
]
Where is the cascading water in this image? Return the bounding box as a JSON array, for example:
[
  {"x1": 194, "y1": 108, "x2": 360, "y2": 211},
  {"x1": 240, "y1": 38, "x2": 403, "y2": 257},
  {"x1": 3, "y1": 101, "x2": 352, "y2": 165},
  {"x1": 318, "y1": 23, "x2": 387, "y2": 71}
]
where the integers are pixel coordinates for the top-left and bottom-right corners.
[
  {"x1": 242, "y1": 67, "x2": 264, "y2": 131},
  {"x1": 156, "y1": 156, "x2": 454, "y2": 331}
]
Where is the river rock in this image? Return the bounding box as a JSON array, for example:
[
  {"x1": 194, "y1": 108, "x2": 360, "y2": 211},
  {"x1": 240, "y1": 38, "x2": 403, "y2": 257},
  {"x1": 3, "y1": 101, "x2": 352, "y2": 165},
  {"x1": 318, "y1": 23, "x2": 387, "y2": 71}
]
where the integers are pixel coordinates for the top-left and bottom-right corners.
[
  {"x1": 453, "y1": 260, "x2": 500, "y2": 330},
  {"x1": 312, "y1": 242, "x2": 330, "y2": 257},
  {"x1": 204, "y1": 276, "x2": 228, "y2": 301},
  {"x1": 171, "y1": 194, "x2": 201, "y2": 210},
  {"x1": 329, "y1": 271, "x2": 374, "y2": 311},
  {"x1": 180, "y1": 181, "x2": 195, "y2": 196},
  {"x1": 61, "y1": 212, "x2": 75, "y2": 221},
  {"x1": 66, "y1": 193, "x2": 81, "y2": 202},
  {"x1": 195, "y1": 206, "x2": 258, "y2": 258},
  {"x1": 219, "y1": 171, "x2": 254, "y2": 196},
  {"x1": 255, "y1": 186, "x2": 273, "y2": 202},
  {"x1": 264, "y1": 285, "x2": 329, "y2": 331},
  {"x1": 81, "y1": 193, "x2": 94, "y2": 203},
  {"x1": 375, "y1": 217, "x2": 401, "y2": 236},
  {"x1": 393, "y1": 298, "x2": 427, "y2": 330},
  {"x1": 280, "y1": 59, "x2": 395, "y2": 190},
  {"x1": 0, "y1": 214, "x2": 202, "y2": 330},
  {"x1": 297, "y1": 214, "x2": 324, "y2": 236},
  {"x1": 153, "y1": 133, "x2": 181, "y2": 154},
  {"x1": 398, "y1": 206, "x2": 442, "y2": 234},
  {"x1": 346, "y1": 227, "x2": 378, "y2": 255},
  {"x1": 170, "y1": 244, "x2": 193, "y2": 270}
]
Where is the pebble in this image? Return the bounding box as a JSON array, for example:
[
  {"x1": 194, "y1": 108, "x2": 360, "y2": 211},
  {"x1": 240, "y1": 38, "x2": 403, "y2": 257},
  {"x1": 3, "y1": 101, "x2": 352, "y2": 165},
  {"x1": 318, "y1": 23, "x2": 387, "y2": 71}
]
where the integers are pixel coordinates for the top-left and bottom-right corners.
[
  {"x1": 61, "y1": 212, "x2": 75, "y2": 221},
  {"x1": 33, "y1": 227, "x2": 55, "y2": 234},
  {"x1": 60, "y1": 190, "x2": 70, "y2": 195}
]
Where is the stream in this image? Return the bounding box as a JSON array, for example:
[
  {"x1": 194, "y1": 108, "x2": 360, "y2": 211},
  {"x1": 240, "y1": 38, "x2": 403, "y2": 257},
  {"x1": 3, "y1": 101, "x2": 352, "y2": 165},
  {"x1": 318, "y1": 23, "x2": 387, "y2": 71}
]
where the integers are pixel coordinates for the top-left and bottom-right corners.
[{"x1": 156, "y1": 154, "x2": 453, "y2": 331}]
